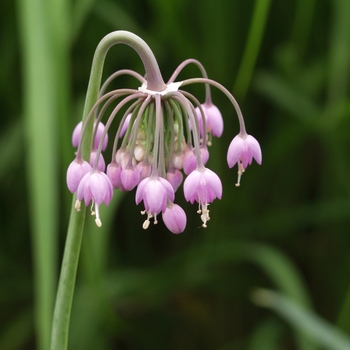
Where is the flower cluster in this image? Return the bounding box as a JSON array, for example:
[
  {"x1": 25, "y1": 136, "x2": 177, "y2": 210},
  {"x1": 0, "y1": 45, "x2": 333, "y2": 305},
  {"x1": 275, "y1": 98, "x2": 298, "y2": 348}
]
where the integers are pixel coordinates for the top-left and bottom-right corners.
[{"x1": 66, "y1": 44, "x2": 261, "y2": 234}]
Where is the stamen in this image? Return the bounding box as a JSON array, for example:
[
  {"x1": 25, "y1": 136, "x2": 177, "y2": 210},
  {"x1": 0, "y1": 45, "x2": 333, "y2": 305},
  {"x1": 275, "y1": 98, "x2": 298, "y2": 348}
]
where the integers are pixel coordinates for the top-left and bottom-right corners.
[
  {"x1": 75, "y1": 200, "x2": 81, "y2": 212},
  {"x1": 142, "y1": 212, "x2": 154, "y2": 229},
  {"x1": 207, "y1": 133, "x2": 212, "y2": 147},
  {"x1": 94, "y1": 203, "x2": 102, "y2": 227},
  {"x1": 200, "y1": 201, "x2": 210, "y2": 228},
  {"x1": 235, "y1": 161, "x2": 245, "y2": 187},
  {"x1": 142, "y1": 216, "x2": 151, "y2": 229}
]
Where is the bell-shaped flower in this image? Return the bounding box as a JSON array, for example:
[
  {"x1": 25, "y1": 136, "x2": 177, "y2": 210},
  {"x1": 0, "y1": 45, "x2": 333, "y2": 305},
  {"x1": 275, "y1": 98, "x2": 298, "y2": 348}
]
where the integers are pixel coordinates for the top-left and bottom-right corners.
[
  {"x1": 76, "y1": 170, "x2": 113, "y2": 227},
  {"x1": 89, "y1": 150, "x2": 106, "y2": 172},
  {"x1": 183, "y1": 167, "x2": 222, "y2": 227},
  {"x1": 136, "y1": 160, "x2": 152, "y2": 181},
  {"x1": 106, "y1": 162, "x2": 122, "y2": 189},
  {"x1": 166, "y1": 168, "x2": 183, "y2": 192},
  {"x1": 66, "y1": 157, "x2": 92, "y2": 193},
  {"x1": 72, "y1": 121, "x2": 108, "y2": 151},
  {"x1": 119, "y1": 113, "x2": 132, "y2": 138},
  {"x1": 120, "y1": 165, "x2": 140, "y2": 191},
  {"x1": 227, "y1": 133, "x2": 262, "y2": 169},
  {"x1": 162, "y1": 202, "x2": 187, "y2": 234},
  {"x1": 183, "y1": 147, "x2": 209, "y2": 175},
  {"x1": 196, "y1": 102, "x2": 224, "y2": 138},
  {"x1": 135, "y1": 176, "x2": 174, "y2": 228}
]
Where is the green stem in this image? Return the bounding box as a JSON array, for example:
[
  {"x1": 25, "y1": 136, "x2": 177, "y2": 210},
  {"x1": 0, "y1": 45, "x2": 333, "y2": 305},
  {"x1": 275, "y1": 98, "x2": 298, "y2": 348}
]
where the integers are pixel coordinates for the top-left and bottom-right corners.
[
  {"x1": 50, "y1": 31, "x2": 164, "y2": 350},
  {"x1": 50, "y1": 198, "x2": 86, "y2": 350},
  {"x1": 82, "y1": 31, "x2": 165, "y2": 160}
]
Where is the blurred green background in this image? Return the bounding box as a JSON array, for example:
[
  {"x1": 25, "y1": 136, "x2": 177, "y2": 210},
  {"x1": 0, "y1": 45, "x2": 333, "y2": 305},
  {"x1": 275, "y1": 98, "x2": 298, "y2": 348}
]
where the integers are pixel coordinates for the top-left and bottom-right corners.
[{"x1": 1, "y1": 0, "x2": 350, "y2": 349}]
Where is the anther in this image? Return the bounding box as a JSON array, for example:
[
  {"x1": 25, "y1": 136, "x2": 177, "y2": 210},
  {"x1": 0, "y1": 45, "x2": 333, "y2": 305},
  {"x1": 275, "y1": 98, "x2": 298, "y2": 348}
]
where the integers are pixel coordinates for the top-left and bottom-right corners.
[
  {"x1": 235, "y1": 162, "x2": 245, "y2": 187},
  {"x1": 75, "y1": 200, "x2": 81, "y2": 212},
  {"x1": 142, "y1": 219, "x2": 150, "y2": 229},
  {"x1": 94, "y1": 203, "x2": 102, "y2": 228}
]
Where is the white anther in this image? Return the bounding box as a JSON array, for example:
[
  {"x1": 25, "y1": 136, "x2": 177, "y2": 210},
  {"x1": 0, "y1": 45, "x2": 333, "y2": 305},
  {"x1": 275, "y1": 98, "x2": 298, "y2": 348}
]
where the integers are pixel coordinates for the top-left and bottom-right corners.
[
  {"x1": 143, "y1": 219, "x2": 150, "y2": 229},
  {"x1": 75, "y1": 200, "x2": 81, "y2": 212},
  {"x1": 94, "y1": 203, "x2": 102, "y2": 228}
]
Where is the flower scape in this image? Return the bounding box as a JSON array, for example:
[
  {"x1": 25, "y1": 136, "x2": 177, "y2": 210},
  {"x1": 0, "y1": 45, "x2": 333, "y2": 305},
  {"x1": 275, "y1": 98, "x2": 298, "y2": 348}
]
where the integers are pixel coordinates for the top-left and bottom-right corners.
[{"x1": 66, "y1": 32, "x2": 262, "y2": 234}]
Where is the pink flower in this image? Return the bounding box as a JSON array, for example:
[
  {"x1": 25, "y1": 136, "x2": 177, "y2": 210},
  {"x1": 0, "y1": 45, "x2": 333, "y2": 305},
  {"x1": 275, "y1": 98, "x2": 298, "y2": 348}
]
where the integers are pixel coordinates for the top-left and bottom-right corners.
[
  {"x1": 183, "y1": 167, "x2": 222, "y2": 227},
  {"x1": 135, "y1": 176, "x2": 174, "y2": 228},
  {"x1": 196, "y1": 102, "x2": 224, "y2": 137},
  {"x1": 120, "y1": 113, "x2": 132, "y2": 138},
  {"x1": 166, "y1": 169, "x2": 183, "y2": 192},
  {"x1": 163, "y1": 202, "x2": 187, "y2": 234},
  {"x1": 77, "y1": 171, "x2": 113, "y2": 206},
  {"x1": 184, "y1": 167, "x2": 222, "y2": 204},
  {"x1": 89, "y1": 150, "x2": 106, "y2": 172},
  {"x1": 66, "y1": 157, "x2": 92, "y2": 193},
  {"x1": 120, "y1": 166, "x2": 140, "y2": 191},
  {"x1": 76, "y1": 170, "x2": 113, "y2": 227},
  {"x1": 72, "y1": 121, "x2": 108, "y2": 151},
  {"x1": 183, "y1": 147, "x2": 209, "y2": 175},
  {"x1": 106, "y1": 162, "x2": 122, "y2": 189},
  {"x1": 136, "y1": 161, "x2": 152, "y2": 181},
  {"x1": 227, "y1": 134, "x2": 262, "y2": 169}
]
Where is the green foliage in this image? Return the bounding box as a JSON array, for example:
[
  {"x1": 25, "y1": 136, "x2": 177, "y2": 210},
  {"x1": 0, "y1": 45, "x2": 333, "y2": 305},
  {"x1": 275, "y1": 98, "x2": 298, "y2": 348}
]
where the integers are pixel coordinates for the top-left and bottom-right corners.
[{"x1": 1, "y1": 0, "x2": 350, "y2": 348}]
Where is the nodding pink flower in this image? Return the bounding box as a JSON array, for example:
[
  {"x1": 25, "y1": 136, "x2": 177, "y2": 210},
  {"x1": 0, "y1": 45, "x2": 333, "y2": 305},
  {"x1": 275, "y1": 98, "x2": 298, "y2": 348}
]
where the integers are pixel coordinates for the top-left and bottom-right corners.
[
  {"x1": 163, "y1": 202, "x2": 187, "y2": 234},
  {"x1": 135, "y1": 176, "x2": 174, "y2": 229},
  {"x1": 120, "y1": 113, "x2": 132, "y2": 138},
  {"x1": 106, "y1": 162, "x2": 122, "y2": 189},
  {"x1": 89, "y1": 150, "x2": 106, "y2": 172},
  {"x1": 94, "y1": 122, "x2": 108, "y2": 150},
  {"x1": 66, "y1": 157, "x2": 92, "y2": 193},
  {"x1": 120, "y1": 166, "x2": 140, "y2": 191},
  {"x1": 183, "y1": 167, "x2": 222, "y2": 228},
  {"x1": 76, "y1": 170, "x2": 113, "y2": 227},
  {"x1": 183, "y1": 147, "x2": 209, "y2": 175},
  {"x1": 166, "y1": 169, "x2": 183, "y2": 192},
  {"x1": 72, "y1": 121, "x2": 108, "y2": 151},
  {"x1": 136, "y1": 161, "x2": 152, "y2": 181},
  {"x1": 227, "y1": 133, "x2": 262, "y2": 186},
  {"x1": 196, "y1": 102, "x2": 224, "y2": 138}
]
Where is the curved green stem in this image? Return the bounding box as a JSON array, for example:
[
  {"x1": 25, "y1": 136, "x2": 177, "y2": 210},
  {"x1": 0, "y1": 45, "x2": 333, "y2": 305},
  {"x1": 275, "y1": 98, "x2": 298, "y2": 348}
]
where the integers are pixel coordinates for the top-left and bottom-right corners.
[
  {"x1": 50, "y1": 31, "x2": 164, "y2": 350},
  {"x1": 82, "y1": 30, "x2": 165, "y2": 160}
]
